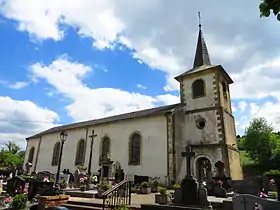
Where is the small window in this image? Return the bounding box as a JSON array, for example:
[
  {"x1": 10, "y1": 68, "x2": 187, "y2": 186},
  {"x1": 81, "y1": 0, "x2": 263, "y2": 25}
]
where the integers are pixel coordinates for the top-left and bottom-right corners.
[
  {"x1": 222, "y1": 82, "x2": 228, "y2": 99},
  {"x1": 192, "y1": 79, "x2": 205, "y2": 98}
]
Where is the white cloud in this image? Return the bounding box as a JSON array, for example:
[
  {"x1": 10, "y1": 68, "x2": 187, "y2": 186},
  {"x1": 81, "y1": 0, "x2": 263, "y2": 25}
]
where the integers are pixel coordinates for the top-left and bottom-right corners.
[
  {"x1": 0, "y1": 0, "x2": 264, "y2": 92},
  {"x1": 1, "y1": 0, "x2": 280, "y2": 136},
  {"x1": 0, "y1": 96, "x2": 58, "y2": 148},
  {"x1": 29, "y1": 56, "x2": 180, "y2": 121},
  {"x1": 8, "y1": 81, "x2": 29, "y2": 89},
  {"x1": 238, "y1": 101, "x2": 247, "y2": 113},
  {"x1": 136, "y1": 84, "x2": 147, "y2": 90}
]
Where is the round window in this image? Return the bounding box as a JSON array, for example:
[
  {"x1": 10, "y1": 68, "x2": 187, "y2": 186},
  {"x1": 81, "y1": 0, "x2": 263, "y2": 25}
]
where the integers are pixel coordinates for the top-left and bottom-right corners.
[{"x1": 196, "y1": 118, "x2": 206, "y2": 129}]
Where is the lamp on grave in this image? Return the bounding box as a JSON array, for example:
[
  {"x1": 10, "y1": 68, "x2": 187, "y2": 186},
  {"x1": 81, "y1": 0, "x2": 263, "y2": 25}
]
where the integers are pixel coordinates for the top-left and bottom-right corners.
[{"x1": 54, "y1": 131, "x2": 68, "y2": 188}]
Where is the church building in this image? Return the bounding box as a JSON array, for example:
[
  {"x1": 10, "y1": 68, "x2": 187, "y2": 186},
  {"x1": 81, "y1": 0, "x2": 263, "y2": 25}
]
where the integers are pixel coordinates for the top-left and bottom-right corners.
[{"x1": 24, "y1": 25, "x2": 243, "y2": 184}]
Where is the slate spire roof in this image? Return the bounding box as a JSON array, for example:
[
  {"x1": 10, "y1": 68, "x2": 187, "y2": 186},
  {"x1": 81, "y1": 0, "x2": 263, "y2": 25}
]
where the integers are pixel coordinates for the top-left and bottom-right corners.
[{"x1": 193, "y1": 24, "x2": 211, "y2": 68}]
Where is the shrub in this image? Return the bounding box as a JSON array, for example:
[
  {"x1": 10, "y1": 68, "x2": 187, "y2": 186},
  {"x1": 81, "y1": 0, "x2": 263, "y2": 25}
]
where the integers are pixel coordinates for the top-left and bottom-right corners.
[
  {"x1": 172, "y1": 184, "x2": 181, "y2": 189},
  {"x1": 159, "y1": 187, "x2": 167, "y2": 195},
  {"x1": 264, "y1": 170, "x2": 280, "y2": 175},
  {"x1": 152, "y1": 180, "x2": 159, "y2": 187},
  {"x1": 141, "y1": 181, "x2": 150, "y2": 188},
  {"x1": 11, "y1": 194, "x2": 28, "y2": 210},
  {"x1": 99, "y1": 183, "x2": 110, "y2": 191}
]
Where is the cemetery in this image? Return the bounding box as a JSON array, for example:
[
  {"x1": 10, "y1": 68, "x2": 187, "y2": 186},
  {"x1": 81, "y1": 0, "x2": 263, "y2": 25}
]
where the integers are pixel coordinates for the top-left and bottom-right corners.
[
  {"x1": 1, "y1": 146, "x2": 280, "y2": 210},
  {"x1": 1, "y1": 10, "x2": 280, "y2": 210}
]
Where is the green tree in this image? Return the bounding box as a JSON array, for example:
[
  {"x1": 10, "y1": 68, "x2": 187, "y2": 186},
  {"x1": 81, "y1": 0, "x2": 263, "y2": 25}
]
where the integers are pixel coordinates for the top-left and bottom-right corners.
[
  {"x1": 236, "y1": 135, "x2": 245, "y2": 150},
  {"x1": 0, "y1": 141, "x2": 25, "y2": 171},
  {"x1": 243, "y1": 117, "x2": 279, "y2": 165},
  {"x1": 260, "y1": 0, "x2": 280, "y2": 21}
]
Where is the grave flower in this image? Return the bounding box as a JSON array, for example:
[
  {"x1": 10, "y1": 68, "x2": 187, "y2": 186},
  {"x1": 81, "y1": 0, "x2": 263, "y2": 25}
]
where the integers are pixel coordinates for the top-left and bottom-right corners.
[
  {"x1": 43, "y1": 177, "x2": 50, "y2": 182},
  {"x1": 269, "y1": 179, "x2": 275, "y2": 184},
  {"x1": 217, "y1": 180, "x2": 223, "y2": 185},
  {"x1": 259, "y1": 191, "x2": 268, "y2": 198},
  {"x1": 91, "y1": 175, "x2": 98, "y2": 183},
  {"x1": 0, "y1": 195, "x2": 12, "y2": 209},
  {"x1": 79, "y1": 176, "x2": 88, "y2": 191}
]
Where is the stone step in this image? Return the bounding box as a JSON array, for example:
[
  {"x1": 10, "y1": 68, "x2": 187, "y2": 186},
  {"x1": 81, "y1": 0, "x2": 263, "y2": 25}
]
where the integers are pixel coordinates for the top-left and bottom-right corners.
[
  {"x1": 65, "y1": 200, "x2": 141, "y2": 210},
  {"x1": 62, "y1": 203, "x2": 102, "y2": 210},
  {"x1": 65, "y1": 190, "x2": 98, "y2": 198}
]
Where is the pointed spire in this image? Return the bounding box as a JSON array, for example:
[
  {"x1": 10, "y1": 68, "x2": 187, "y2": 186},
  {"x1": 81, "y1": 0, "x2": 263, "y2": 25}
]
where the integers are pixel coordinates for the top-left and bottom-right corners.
[{"x1": 193, "y1": 12, "x2": 211, "y2": 68}]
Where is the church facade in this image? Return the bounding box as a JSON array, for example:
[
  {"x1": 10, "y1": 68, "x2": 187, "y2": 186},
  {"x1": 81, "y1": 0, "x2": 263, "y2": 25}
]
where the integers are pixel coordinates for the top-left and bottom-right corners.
[{"x1": 24, "y1": 26, "x2": 243, "y2": 184}]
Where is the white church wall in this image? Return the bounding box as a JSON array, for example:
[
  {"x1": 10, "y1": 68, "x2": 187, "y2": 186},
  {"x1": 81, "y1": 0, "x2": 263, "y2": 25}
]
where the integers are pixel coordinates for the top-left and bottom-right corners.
[
  {"x1": 31, "y1": 114, "x2": 168, "y2": 183},
  {"x1": 24, "y1": 137, "x2": 40, "y2": 172}
]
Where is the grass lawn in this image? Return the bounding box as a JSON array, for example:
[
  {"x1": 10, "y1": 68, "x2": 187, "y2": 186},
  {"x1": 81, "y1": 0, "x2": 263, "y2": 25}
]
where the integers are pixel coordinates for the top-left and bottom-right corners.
[{"x1": 240, "y1": 150, "x2": 255, "y2": 166}]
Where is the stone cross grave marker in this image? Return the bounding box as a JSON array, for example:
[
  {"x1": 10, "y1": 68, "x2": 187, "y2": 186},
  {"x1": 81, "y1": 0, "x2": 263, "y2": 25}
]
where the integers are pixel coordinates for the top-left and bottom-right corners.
[
  {"x1": 180, "y1": 146, "x2": 200, "y2": 206},
  {"x1": 181, "y1": 145, "x2": 195, "y2": 177}
]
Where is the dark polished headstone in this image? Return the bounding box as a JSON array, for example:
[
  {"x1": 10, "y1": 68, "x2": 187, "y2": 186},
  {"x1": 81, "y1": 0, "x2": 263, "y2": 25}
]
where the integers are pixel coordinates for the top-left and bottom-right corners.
[{"x1": 181, "y1": 175, "x2": 199, "y2": 205}]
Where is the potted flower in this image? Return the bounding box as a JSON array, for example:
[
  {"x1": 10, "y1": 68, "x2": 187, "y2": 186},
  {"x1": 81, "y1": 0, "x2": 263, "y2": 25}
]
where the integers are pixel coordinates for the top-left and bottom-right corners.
[
  {"x1": 68, "y1": 182, "x2": 74, "y2": 189},
  {"x1": 151, "y1": 180, "x2": 160, "y2": 193},
  {"x1": 155, "y1": 187, "x2": 169, "y2": 204},
  {"x1": 77, "y1": 165, "x2": 88, "y2": 173},
  {"x1": 91, "y1": 174, "x2": 98, "y2": 185},
  {"x1": 139, "y1": 181, "x2": 151, "y2": 194},
  {"x1": 59, "y1": 179, "x2": 67, "y2": 189},
  {"x1": 79, "y1": 176, "x2": 88, "y2": 191},
  {"x1": 0, "y1": 196, "x2": 12, "y2": 209},
  {"x1": 172, "y1": 183, "x2": 180, "y2": 190},
  {"x1": 11, "y1": 193, "x2": 28, "y2": 210}
]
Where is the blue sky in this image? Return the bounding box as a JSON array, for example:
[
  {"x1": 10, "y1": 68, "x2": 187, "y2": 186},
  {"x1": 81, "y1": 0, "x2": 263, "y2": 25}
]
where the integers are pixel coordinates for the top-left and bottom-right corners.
[{"x1": 0, "y1": 0, "x2": 280, "y2": 148}]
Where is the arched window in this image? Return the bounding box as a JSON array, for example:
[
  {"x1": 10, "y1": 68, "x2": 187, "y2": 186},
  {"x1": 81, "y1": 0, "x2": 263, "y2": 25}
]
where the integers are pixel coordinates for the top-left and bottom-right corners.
[
  {"x1": 100, "y1": 137, "x2": 110, "y2": 164},
  {"x1": 192, "y1": 79, "x2": 205, "y2": 98},
  {"x1": 28, "y1": 147, "x2": 35, "y2": 163},
  {"x1": 75, "y1": 139, "x2": 86, "y2": 165},
  {"x1": 128, "y1": 132, "x2": 141, "y2": 166},
  {"x1": 51, "y1": 142, "x2": 61, "y2": 166}
]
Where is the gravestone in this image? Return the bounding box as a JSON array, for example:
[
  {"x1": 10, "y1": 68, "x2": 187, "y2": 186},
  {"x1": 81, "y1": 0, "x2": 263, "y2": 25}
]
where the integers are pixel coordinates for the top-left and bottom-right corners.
[
  {"x1": 6, "y1": 176, "x2": 26, "y2": 196},
  {"x1": 37, "y1": 171, "x2": 54, "y2": 181},
  {"x1": 180, "y1": 146, "x2": 199, "y2": 206},
  {"x1": 233, "y1": 194, "x2": 280, "y2": 210},
  {"x1": 100, "y1": 153, "x2": 114, "y2": 185},
  {"x1": 114, "y1": 162, "x2": 125, "y2": 183},
  {"x1": 73, "y1": 169, "x2": 80, "y2": 187},
  {"x1": 230, "y1": 178, "x2": 261, "y2": 196},
  {"x1": 31, "y1": 171, "x2": 37, "y2": 177},
  {"x1": 28, "y1": 180, "x2": 55, "y2": 200}
]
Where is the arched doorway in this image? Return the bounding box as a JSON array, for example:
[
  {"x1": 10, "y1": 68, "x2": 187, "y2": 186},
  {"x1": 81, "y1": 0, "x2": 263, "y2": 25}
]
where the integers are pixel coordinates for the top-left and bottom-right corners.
[{"x1": 195, "y1": 157, "x2": 212, "y2": 182}]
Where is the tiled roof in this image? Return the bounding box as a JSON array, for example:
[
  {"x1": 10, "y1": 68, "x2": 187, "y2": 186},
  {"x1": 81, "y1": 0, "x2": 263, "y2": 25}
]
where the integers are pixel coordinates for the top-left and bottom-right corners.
[{"x1": 26, "y1": 103, "x2": 183, "y2": 140}]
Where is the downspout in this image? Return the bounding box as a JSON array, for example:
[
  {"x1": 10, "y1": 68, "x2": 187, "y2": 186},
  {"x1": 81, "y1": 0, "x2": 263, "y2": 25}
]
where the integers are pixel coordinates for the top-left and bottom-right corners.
[
  {"x1": 165, "y1": 113, "x2": 170, "y2": 185},
  {"x1": 33, "y1": 136, "x2": 42, "y2": 172},
  {"x1": 171, "y1": 111, "x2": 176, "y2": 184}
]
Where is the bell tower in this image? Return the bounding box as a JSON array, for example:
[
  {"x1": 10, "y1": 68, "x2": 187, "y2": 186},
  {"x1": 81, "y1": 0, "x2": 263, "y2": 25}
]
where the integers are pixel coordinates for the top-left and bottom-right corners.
[{"x1": 174, "y1": 14, "x2": 243, "y2": 181}]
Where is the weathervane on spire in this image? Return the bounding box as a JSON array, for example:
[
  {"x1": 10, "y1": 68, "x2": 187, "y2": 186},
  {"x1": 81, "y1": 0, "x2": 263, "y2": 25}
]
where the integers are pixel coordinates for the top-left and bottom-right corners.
[{"x1": 198, "y1": 12, "x2": 202, "y2": 29}]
